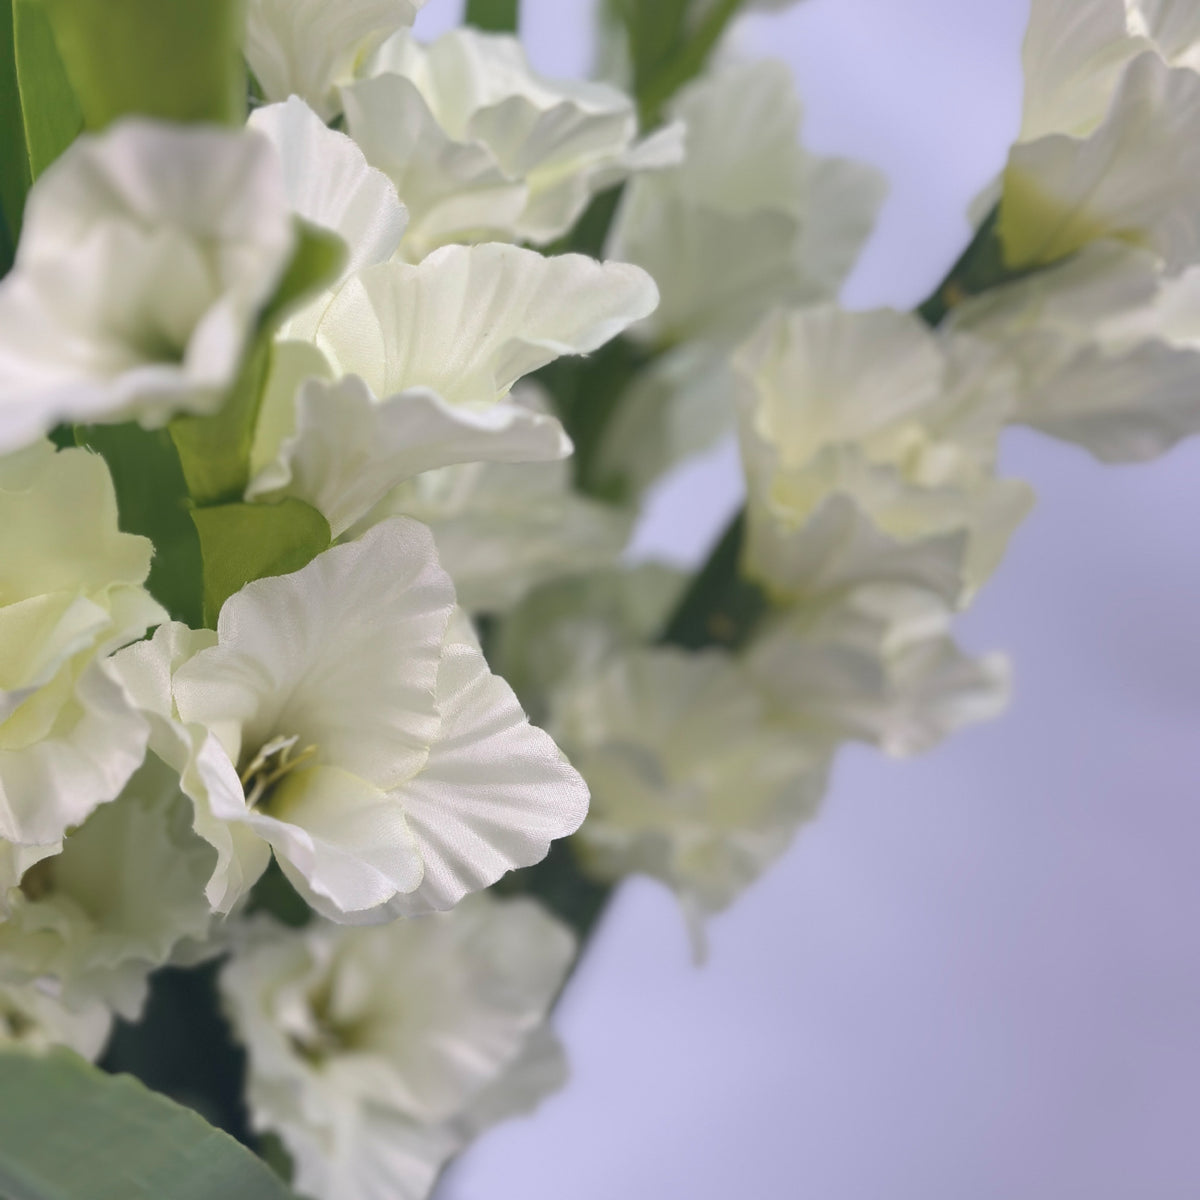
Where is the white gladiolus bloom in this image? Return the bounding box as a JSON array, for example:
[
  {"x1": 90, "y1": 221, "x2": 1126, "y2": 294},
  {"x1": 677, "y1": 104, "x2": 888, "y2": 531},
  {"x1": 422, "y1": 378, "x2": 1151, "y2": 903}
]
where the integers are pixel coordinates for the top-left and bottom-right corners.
[
  {"x1": 607, "y1": 60, "x2": 886, "y2": 350},
  {"x1": 248, "y1": 97, "x2": 409, "y2": 323},
  {"x1": 1001, "y1": 0, "x2": 1200, "y2": 270},
  {"x1": 113, "y1": 518, "x2": 588, "y2": 921},
  {"x1": 343, "y1": 28, "x2": 683, "y2": 259},
  {"x1": 0, "y1": 754, "x2": 215, "y2": 1019},
  {"x1": 0, "y1": 980, "x2": 112, "y2": 1061},
  {"x1": 220, "y1": 896, "x2": 575, "y2": 1200},
  {"x1": 552, "y1": 646, "x2": 827, "y2": 946},
  {"x1": 0, "y1": 122, "x2": 295, "y2": 452},
  {"x1": 952, "y1": 240, "x2": 1200, "y2": 462},
  {"x1": 245, "y1": 0, "x2": 426, "y2": 120},
  {"x1": 363, "y1": 456, "x2": 635, "y2": 613},
  {"x1": 744, "y1": 586, "x2": 1012, "y2": 758},
  {"x1": 342, "y1": 385, "x2": 634, "y2": 612},
  {"x1": 735, "y1": 306, "x2": 1034, "y2": 604},
  {"x1": 0, "y1": 443, "x2": 164, "y2": 847},
  {"x1": 246, "y1": 245, "x2": 657, "y2": 536}
]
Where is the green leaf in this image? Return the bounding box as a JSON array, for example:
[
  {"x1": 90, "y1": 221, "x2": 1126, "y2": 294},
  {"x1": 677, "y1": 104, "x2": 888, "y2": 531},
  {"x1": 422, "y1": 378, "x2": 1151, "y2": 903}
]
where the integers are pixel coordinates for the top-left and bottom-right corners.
[
  {"x1": 1, "y1": 0, "x2": 84, "y2": 249},
  {"x1": 192, "y1": 499, "x2": 331, "y2": 627},
  {"x1": 41, "y1": 0, "x2": 245, "y2": 128},
  {"x1": 171, "y1": 341, "x2": 273, "y2": 509},
  {"x1": 0, "y1": 1047, "x2": 296, "y2": 1200},
  {"x1": 0, "y1": 0, "x2": 27, "y2": 248},
  {"x1": 170, "y1": 221, "x2": 345, "y2": 507},
  {"x1": 75, "y1": 423, "x2": 205, "y2": 628},
  {"x1": 465, "y1": 0, "x2": 519, "y2": 32},
  {"x1": 12, "y1": 0, "x2": 81, "y2": 176}
]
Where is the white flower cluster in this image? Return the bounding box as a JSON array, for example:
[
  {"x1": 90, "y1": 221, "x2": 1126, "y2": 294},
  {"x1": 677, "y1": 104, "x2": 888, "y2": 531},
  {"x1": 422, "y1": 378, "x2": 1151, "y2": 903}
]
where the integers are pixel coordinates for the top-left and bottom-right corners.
[{"x1": 1, "y1": 0, "x2": 1198, "y2": 1196}]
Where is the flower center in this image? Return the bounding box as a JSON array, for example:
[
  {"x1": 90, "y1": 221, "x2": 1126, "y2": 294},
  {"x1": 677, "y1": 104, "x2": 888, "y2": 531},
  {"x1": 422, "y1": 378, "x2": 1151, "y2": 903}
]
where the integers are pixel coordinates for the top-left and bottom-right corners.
[
  {"x1": 239, "y1": 734, "x2": 317, "y2": 811},
  {"x1": 288, "y1": 983, "x2": 371, "y2": 1064}
]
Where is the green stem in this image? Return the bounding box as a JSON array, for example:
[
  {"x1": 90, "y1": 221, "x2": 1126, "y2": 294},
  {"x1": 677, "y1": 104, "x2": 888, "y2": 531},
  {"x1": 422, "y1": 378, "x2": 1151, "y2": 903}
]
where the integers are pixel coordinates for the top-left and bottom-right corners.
[
  {"x1": 464, "y1": 0, "x2": 519, "y2": 32},
  {"x1": 916, "y1": 203, "x2": 1036, "y2": 328},
  {"x1": 638, "y1": 0, "x2": 744, "y2": 127}
]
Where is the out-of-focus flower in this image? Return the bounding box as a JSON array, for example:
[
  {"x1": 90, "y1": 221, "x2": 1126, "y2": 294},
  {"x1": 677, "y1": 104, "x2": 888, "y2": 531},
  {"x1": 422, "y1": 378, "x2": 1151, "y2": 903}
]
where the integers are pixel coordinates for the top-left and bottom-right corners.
[
  {"x1": 608, "y1": 60, "x2": 885, "y2": 351},
  {"x1": 113, "y1": 519, "x2": 588, "y2": 922},
  {"x1": 735, "y1": 305, "x2": 1033, "y2": 604},
  {"x1": 245, "y1": 0, "x2": 426, "y2": 120},
  {"x1": 952, "y1": 240, "x2": 1200, "y2": 462},
  {"x1": 0, "y1": 443, "x2": 164, "y2": 847},
  {"x1": 343, "y1": 27, "x2": 682, "y2": 259},
  {"x1": 1000, "y1": 0, "x2": 1200, "y2": 270},
  {"x1": 0, "y1": 122, "x2": 295, "y2": 451},
  {"x1": 744, "y1": 585, "x2": 1012, "y2": 758},
  {"x1": 0, "y1": 753, "x2": 215, "y2": 1019},
  {"x1": 551, "y1": 645, "x2": 827, "y2": 949},
  {"x1": 220, "y1": 895, "x2": 574, "y2": 1200},
  {"x1": 596, "y1": 59, "x2": 884, "y2": 497},
  {"x1": 0, "y1": 980, "x2": 111, "y2": 1061}
]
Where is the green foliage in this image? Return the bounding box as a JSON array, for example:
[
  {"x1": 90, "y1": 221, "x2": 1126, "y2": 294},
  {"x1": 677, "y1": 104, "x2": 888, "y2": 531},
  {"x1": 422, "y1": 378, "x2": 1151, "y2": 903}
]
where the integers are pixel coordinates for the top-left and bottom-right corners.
[
  {"x1": 536, "y1": 334, "x2": 649, "y2": 501},
  {"x1": 193, "y1": 500, "x2": 331, "y2": 627},
  {"x1": 101, "y1": 964, "x2": 256, "y2": 1147},
  {"x1": 494, "y1": 839, "x2": 611, "y2": 941},
  {"x1": 465, "y1": 0, "x2": 519, "y2": 32},
  {"x1": 0, "y1": 0, "x2": 83, "y2": 247},
  {"x1": 171, "y1": 344, "x2": 274, "y2": 509},
  {"x1": 613, "y1": 0, "x2": 747, "y2": 126},
  {"x1": 75, "y1": 424, "x2": 206, "y2": 629},
  {"x1": 0, "y1": 1047, "x2": 296, "y2": 1200},
  {"x1": 41, "y1": 0, "x2": 245, "y2": 128}
]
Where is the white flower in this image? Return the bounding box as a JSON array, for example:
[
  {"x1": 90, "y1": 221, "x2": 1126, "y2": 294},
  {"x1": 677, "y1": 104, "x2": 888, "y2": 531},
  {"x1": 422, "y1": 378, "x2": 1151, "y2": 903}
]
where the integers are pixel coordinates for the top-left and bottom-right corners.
[
  {"x1": 0, "y1": 753, "x2": 216, "y2": 1019},
  {"x1": 734, "y1": 305, "x2": 1033, "y2": 604},
  {"x1": 246, "y1": 244, "x2": 657, "y2": 537},
  {"x1": 220, "y1": 895, "x2": 575, "y2": 1200},
  {"x1": 340, "y1": 386, "x2": 634, "y2": 612},
  {"x1": 245, "y1": 0, "x2": 425, "y2": 120},
  {"x1": 248, "y1": 97, "x2": 409, "y2": 331},
  {"x1": 0, "y1": 121, "x2": 295, "y2": 451},
  {"x1": 951, "y1": 239, "x2": 1200, "y2": 461},
  {"x1": 1000, "y1": 0, "x2": 1200, "y2": 269},
  {"x1": 743, "y1": 586, "x2": 1012, "y2": 758},
  {"x1": 491, "y1": 565, "x2": 690, "y2": 727},
  {"x1": 607, "y1": 60, "x2": 885, "y2": 350},
  {"x1": 0, "y1": 442, "x2": 164, "y2": 847},
  {"x1": 551, "y1": 646, "x2": 827, "y2": 948},
  {"x1": 113, "y1": 518, "x2": 588, "y2": 922},
  {"x1": 0, "y1": 980, "x2": 112, "y2": 1061},
  {"x1": 343, "y1": 28, "x2": 682, "y2": 259}
]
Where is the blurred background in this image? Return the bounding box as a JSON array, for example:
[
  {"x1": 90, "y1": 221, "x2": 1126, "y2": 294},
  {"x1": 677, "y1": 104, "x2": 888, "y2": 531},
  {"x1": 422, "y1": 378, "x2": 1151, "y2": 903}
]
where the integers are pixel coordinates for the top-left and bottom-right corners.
[{"x1": 413, "y1": 1, "x2": 1200, "y2": 1195}]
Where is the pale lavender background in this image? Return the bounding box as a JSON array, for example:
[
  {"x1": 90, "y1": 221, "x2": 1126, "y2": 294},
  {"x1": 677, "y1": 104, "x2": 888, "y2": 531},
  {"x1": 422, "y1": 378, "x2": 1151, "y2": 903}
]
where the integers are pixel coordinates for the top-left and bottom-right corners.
[{"x1": 414, "y1": 1, "x2": 1200, "y2": 1195}]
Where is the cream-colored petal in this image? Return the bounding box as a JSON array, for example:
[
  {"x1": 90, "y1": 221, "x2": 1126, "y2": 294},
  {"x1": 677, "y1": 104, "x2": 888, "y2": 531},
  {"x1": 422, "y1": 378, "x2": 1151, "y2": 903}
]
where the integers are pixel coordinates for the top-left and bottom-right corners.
[
  {"x1": 245, "y1": 0, "x2": 424, "y2": 119},
  {"x1": 383, "y1": 641, "x2": 589, "y2": 916},
  {"x1": 1002, "y1": 52, "x2": 1200, "y2": 269},
  {"x1": 249, "y1": 97, "x2": 407, "y2": 284},
  {"x1": 312, "y1": 244, "x2": 658, "y2": 405},
  {"x1": 174, "y1": 518, "x2": 455, "y2": 791},
  {"x1": 246, "y1": 375, "x2": 571, "y2": 537}
]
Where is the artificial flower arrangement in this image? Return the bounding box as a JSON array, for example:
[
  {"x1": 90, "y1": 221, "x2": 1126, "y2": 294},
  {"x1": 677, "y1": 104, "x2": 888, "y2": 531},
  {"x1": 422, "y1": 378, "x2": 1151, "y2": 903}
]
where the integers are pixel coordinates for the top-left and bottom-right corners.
[{"x1": 1, "y1": 0, "x2": 1199, "y2": 1196}]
